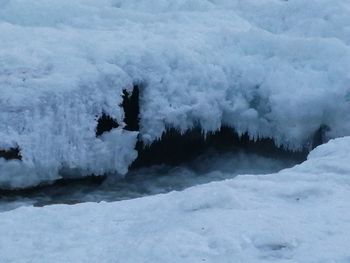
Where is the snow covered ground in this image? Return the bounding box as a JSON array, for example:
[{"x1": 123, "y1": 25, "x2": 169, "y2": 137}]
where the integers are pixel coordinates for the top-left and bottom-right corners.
[
  {"x1": 1, "y1": 0, "x2": 350, "y2": 187},
  {"x1": 0, "y1": 136, "x2": 350, "y2": 262},
  {"x1": 1, "y1": 1, "x2": 350, "y2": 261}
]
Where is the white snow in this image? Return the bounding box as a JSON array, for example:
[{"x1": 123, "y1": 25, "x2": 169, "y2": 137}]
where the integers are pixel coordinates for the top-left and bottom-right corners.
[
  {"x1": 1, "y1": 0, "x2": 350, "y2": 187},
  {"x1": 1, "y1": 136, "x2": 350, "y2": 262}
]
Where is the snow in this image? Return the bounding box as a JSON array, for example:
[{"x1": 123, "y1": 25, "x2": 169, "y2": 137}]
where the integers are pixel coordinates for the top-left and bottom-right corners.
[
  {"x1": 1, "y1": 136, "x2": 350, "y2": 262},
  {"x1": 1, "y1": 0, "x2": 350, "y2": 187}
]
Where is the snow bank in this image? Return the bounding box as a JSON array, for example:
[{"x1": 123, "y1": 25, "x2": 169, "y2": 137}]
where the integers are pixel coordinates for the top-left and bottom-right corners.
[
  {"x1": 1, "y1": 137, "x2": 350, "y2": 262},
  {"x1": 1, "y1": 0, "x2": 350, "y2": 187}
]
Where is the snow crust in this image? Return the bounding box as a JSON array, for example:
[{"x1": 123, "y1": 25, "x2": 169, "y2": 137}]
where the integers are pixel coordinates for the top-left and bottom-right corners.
[
  {"x1": 1, "y1": 136, "x2": 350, "y2": 262},
  {"x1": 1, "y1": 0, "x2": 350, "y2": 187}
]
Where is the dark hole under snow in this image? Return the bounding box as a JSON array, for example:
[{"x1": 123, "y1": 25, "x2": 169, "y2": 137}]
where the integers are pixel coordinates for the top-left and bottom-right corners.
[{"x1": 0, "y1": 134, "x2": 306, "y2": 212}]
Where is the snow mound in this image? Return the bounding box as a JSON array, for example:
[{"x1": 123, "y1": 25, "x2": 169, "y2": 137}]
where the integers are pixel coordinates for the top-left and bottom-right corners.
[
  {"x1": 1, "y1": 0, "x2": 350, "y2": 187},
  {"x1": 1, "y1": 137, "x2": 350, "y2": 262}
]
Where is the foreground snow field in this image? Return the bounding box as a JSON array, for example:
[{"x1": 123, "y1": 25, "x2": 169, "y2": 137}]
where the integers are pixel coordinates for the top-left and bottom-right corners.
[
  {"x1": 1, "y1": 137, "x2": 350, "y2": 262},
  {"x1": 1, "y1": 0, "x2": 350, "y2": 188}
]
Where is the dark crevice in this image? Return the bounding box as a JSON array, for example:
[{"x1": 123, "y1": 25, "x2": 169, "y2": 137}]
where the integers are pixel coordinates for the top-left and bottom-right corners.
[
  {"x1": 0, "y1": 147, "x2": 22, "y2": 161},
  {"x1": 95, "y1": 113, "x2": 119, "y2": 137},
  {"x1": 95, "y1": 85, "x2": 140, "y2": 137},
  {"x1": 311, "y1": 124, "x2": 330, "y2": 149},
  {"x1": 130, "y1": 127, "x2": 308, "y2": 169},
  {"x1": 122, "y1": 85, "x2": 140, "y2": 131}
]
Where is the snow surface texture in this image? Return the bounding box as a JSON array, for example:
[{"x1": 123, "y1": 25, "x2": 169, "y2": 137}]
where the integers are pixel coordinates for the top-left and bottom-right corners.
[
  {"x1": 1, "y1": 0, "x2": 350, "y2": 187},
  {"x1": 0, "y1": 137, "x2": 350, "y2": 262}
]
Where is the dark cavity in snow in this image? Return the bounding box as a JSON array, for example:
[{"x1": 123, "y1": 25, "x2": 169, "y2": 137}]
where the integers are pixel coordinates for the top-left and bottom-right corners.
[
  {"x1": 95, "y1": 84, "x2": 140, "y2": 136},
  {"x1": 95, "y1": 113, "x2": 119, "y2": 137},
  {"x1": 0, "y1": 147, "x2": 21, "y2": 160},
  {"x1": 311, "y1": 124, "x2": 330, "y2": 150},
  {"x1": 132, "y1": 127, "x2": 307, "y2": 169},
  {"x1": 122, "y1": 85, "x2": 140, "y2": 131}
]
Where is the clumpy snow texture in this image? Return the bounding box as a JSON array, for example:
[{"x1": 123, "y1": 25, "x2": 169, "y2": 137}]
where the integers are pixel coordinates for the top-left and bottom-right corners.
[
  {"x1": 1, "y1": 136, "x2": 350, "y2": 262},
  {"x1": 1, "y1": 0, "x2": 350, "y2": 187}
]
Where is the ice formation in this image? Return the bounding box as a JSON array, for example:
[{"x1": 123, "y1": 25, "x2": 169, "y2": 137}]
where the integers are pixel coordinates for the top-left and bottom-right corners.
[{"x1": 1, "y1": 0, "x2": 350, "y2": 188}]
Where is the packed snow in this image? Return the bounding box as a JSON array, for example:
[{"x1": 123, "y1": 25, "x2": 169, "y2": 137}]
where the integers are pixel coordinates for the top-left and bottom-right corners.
[
  {"x1": 0, "y1": 136, "x2": 350, "y2": 262},
  {"x1": 1, "y1": 0, "x2": 350, "y2": 187}
]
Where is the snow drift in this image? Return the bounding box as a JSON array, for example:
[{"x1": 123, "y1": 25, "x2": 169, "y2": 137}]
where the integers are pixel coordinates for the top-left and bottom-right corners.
[{"x1": 1, "y1": 0, "x2": 350, "y2": 188}]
